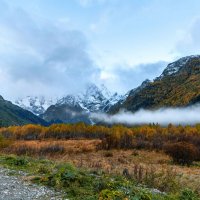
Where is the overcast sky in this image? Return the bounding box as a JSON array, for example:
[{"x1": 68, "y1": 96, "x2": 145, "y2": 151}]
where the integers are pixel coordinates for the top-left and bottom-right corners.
[{"x1": 0, "y1": 0, "x2": 200, "y2": 100}]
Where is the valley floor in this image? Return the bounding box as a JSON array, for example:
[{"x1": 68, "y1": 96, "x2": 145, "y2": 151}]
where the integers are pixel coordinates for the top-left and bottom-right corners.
[{"x1": 2, "y1": 139, "x2": 200, "y2": 195}]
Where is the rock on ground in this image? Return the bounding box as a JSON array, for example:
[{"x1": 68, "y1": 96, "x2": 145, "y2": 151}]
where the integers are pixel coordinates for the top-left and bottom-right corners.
[{"x1": 0, "y1": 167, "x2": 66, "y2": 200}]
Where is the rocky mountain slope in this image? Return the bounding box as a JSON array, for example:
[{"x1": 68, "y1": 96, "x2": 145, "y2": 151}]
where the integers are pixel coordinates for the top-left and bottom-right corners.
[
  {"x1": 109, "y1": 55, "x2": 200, "y2": 113},
  {"x1": 15, "y1": 84, "x2": 123, "y2": 114},
  {"x1": 40, "y1": 95, "x2": 91, "y2": 124},
  {"x1": 40, "y1": 84, "x2": 124, "y2": 124},
  {"x1": 78, "y1": 84, "x2": 123, "y2": 112},
  {"x1": 15, "y1": 96, "x2": 57, "y2": 116},
  {"x1": 0, "y1": 96, "x2": 47, "y2": 126}
]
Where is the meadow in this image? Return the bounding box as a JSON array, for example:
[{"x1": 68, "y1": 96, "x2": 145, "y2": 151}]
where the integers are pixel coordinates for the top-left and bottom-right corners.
[{"x1": 0, "y1": 123, "x2": 200, "y2": 199}]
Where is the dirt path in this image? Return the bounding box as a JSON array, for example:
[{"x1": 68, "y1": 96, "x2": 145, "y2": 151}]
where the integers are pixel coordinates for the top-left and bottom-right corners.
[{"x1": 0, "y1": 167, "x2": 65, "y2": 200}]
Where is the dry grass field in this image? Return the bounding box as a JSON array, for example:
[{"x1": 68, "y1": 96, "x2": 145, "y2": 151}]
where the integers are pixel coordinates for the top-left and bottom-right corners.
[{"x1": 2, "y1": 139, "x2": 200, "y2": 193}]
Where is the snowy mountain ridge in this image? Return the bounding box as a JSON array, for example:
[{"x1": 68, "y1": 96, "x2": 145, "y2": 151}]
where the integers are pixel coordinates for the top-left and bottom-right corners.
[
  {"x1": 158, "y1": 55, "x2": 200, "y2": 79},
  {"x1": 15, "y1": 84, "x2": 125, "y2": 116},
  {"x1": 15, "y1": 96, "x2": 57, "y2": 116},
  {"x1": 57, "y1": 83, "x2": 125, "y2": 113}
]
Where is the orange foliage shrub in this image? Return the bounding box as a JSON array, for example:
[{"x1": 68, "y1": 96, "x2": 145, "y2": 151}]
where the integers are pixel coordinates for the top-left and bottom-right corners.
[
  {"x1": 164, "y1": 142, "x2": 199, "y2": 165},
  {"x1": 0, "y1": 123, "x2": 200, "y2": 155},
  {"x1": 4, "y1": 140, "x2": 101, "y2": 156}
]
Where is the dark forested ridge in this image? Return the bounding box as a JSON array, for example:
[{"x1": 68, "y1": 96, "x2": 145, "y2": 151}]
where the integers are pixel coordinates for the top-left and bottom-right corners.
[
  {"x1": 40, "y1": 103, "x2": 91, "y2": 124},
  {"x1": 0, "y1": 96, "x2": 47, "y2": 127}
]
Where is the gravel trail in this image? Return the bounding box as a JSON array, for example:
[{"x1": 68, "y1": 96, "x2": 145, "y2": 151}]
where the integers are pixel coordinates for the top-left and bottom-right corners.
[{"x1": 0, "y1": 167, "x2": 66, "y2": 200}]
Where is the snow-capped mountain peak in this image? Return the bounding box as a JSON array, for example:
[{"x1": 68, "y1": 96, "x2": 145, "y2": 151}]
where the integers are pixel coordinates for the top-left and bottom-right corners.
[
  {"x1": 83, "y1": 84, "x2": 104, "y2": 100},
  {"x1": 56, "y1": 95, "x2": 80, "y2": 107},
  {"x1": 54, "y1": 84, "x2": 124, "y2": 113},
  {"x1": 78, "y1": 84, "x2": 109, "y2": 113},
  {"x1": 15, "y1": 96, "x2": 57, "y2": 115},
  {"x1": 99, "y1": 84, "x2": 112, "y2": 99},
  {"x1": 15, "y1": 84, "x2": 125, "y2": 117},
  {"x1": 159, "y1": 55, "x2": 200, "y2": 79}
]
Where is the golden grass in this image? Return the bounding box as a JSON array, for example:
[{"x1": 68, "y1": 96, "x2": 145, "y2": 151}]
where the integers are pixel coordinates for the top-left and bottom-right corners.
[
  {"x1": 4, "y1": 139, "x2": 101, "y2": 155},
  {"x1": 2, "y1": 139, "x2": 200, "y2": 192}
]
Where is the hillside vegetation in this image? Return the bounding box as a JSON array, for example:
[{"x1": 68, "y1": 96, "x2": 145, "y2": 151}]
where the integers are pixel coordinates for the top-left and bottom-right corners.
[
  {"x1": 0, "y1": 96, "x2": 47, "y2": 127},
  {"x1": 110, "y1": 56, "x2": 200, "y2": 113}
]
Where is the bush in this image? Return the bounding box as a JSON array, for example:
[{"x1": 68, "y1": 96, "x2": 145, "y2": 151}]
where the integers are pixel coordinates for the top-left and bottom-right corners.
[
  {"x1": 4, "y1": 155, "x2": 29, "y2": 166},
  {"x1": 13, "y1": 145, "x2": 36, "y2": 155},
  {"x1": 99, "y1": 189, "x2": 125, "y2": 200},
  {"x1": 0, "y1": 134, "x2": 13, "y2": 149},
  {"x1": 132, "y1": 165, "x2": 180, "y2": 193},
  {"x1": 164, "y1": 142, "x2": 199, "y2": 165},
  {"x1": 179, "y1": 189, "x2": 200, "y2": 200},
  {"x1": 40, "y1": 144, "x2": 65, "y2": 155},
  {"x1": 103, "y1": 151, "x2": 113, "y2": 157}
]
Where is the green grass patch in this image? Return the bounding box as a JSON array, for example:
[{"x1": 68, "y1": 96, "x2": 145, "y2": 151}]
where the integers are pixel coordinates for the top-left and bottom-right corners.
[{"x1": 0, "y1": 154, "x2": 199, "y2": 200}]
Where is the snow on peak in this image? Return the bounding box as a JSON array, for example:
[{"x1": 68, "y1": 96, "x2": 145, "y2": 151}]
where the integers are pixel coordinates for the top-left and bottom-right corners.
[
  {"x1": 58, "y1": 84, "x2": 123, "y2": 113},
  {"x1": 99, "y1": 84, "x2": 112, "y2": 99},
  {"x1": 56, "y1": 95, "x2": 80, "y2": 107},
  {"x1": 159, "y1": 55, "x2": 200, "y2": 78},
  {"x1": 84, "y1": 84, "x2": 104, "y2": 99},
  {"x1": 15, "y1": 84, "x2": 125, "y2": 115},
  {"x1": 79, "y1": 84, "x2": 112, "y2": 112},
  {"x1": 15, "y1": 96, "x2": 57, "y2": 115}
]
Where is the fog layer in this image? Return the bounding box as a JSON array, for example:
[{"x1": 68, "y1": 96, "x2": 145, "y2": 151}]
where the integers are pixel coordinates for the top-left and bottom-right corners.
[{"x1": 91, "y1": 105, "x2": 200, "y2": 125}]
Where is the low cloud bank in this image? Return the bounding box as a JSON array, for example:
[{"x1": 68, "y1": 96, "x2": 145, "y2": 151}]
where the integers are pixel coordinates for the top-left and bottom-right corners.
[{"x1": 91, "y1": 105, "x2": 200, "y2": 125}]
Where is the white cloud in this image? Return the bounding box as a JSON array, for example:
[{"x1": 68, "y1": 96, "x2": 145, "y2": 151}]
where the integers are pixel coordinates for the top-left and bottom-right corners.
[
  {"x1": 97, "y1": 61, "x2": 167, "y2": 93},
  {"x1": 0, "y1": 0, "x2": 99, "y2": 100},
  {"x1": 91, "y1": 105, "x2": 200, "y2": 125},
  {"x1": 0, "y1": 0, "x2": 173, "y2": 101},
  {"x1": 176, "y1": 17, "x2": 200, "y2": 56}
]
